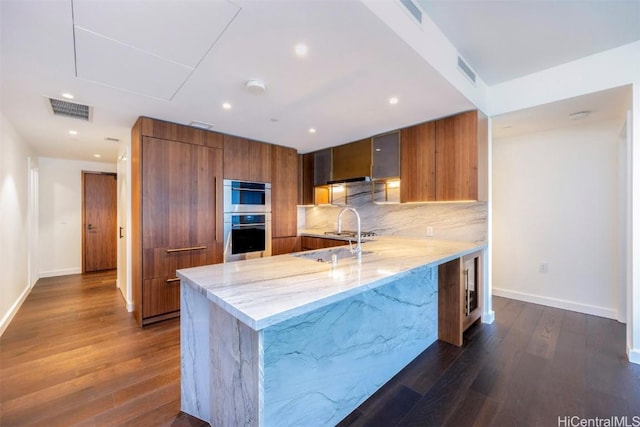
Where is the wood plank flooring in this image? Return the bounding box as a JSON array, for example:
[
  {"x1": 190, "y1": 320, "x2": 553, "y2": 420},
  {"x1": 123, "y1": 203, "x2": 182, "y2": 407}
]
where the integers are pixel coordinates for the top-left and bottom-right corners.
[{"x1": 2, "y1": 271, "x2": 639, "y2": 426}]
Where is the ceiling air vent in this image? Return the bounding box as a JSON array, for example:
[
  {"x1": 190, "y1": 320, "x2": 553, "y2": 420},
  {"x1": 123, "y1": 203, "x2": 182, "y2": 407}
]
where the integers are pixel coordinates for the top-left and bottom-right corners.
[
  {"x1": 457, "y1": 56, "x2": 476, "y2": 85},
  {"x1": 104, "y1": 137, "x2": 120, "y2": 143},
  {"x1": 400, "y1": 0, "x2": 422, "y2": 23},
  {"x1": 49, "y1": 98, "x2": 92, "y2": 121}
]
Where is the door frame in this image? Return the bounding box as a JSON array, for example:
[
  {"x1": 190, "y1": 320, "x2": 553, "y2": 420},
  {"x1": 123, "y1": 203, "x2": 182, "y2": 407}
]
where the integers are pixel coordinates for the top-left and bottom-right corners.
[{"x1": 82, "y1": 171, "x2": 118, "y2": 273}]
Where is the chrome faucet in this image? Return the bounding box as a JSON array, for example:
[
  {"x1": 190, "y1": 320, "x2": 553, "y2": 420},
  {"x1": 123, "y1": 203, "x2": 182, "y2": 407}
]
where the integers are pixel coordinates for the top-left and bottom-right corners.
[{"x1": 337, "y1": 207, "x2": 362, "y2": 259}]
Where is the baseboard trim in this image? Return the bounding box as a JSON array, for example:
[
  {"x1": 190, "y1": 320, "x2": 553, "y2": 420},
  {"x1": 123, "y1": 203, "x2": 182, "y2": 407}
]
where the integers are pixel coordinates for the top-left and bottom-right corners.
[
  {"x1": 627, "y1": 347, "x2": 640, "y2": 365},
  {"x1": 0, "y1": 284, "x2": 32, "y2": 337},
  {"x1": 492, "y1": 288, "x2": 618, "y2": 320},
  {"x1": 39, "y1": 267, "x2": 82, "y2": 278}
]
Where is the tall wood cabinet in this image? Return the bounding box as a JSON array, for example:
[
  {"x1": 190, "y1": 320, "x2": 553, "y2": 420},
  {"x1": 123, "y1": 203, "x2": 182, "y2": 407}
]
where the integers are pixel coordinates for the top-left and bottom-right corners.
[
  {"x1": 132, "y1": 117, "x2": 224, "y2": 326},
  {"x1": 271, "y1": 145, "x2": 299, "y2": 255},
  {"x1": 400, "y1": 121, "x2": 436, "y2": 202}
]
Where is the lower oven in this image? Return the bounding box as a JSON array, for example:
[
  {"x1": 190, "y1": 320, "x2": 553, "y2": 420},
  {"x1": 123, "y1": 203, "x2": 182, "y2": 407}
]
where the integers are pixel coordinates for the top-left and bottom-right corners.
[{"x1": 223, "y1": 213, "x2": 272, "y2": 262}]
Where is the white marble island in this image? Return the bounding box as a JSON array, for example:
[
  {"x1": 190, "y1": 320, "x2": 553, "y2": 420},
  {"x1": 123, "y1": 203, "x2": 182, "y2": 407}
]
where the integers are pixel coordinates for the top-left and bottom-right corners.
[{"x1": 177, "y1": 237, "x2": 485, "y2": 427}]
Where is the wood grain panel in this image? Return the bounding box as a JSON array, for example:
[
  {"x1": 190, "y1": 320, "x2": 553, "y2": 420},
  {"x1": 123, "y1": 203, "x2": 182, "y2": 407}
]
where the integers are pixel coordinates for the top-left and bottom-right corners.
[
  {"x1": 271, "y1": 237, "x2": 300, "y2": 255},
  {"x1": 298, "y1": 153, "x2": 314, "y2": 205},
  {"x1": 223, "y1": 134, "x2": 249, "y2": 180},
  {"x1": 249, "y1": 139, "x2": 272, "y2": 183},
  {"x1": 139, "y1": 117, "x2": 223, "y2": 148},
  {"x1": 300, "y1": 236, "x2": 349, "y2": 250},
  {"x1": 271, "y1": 145, "x2": 298, "y2": 238},
  {"x1": 400, "y1": 121, "x2": 436, "y2": 202},
  {"x1": 435, "y1": 110, "x2": 478, "y2": 201},
  {"x1": 332, "y1": 139, "x2": 371, "y2": 181},
  {"x1": 142, "y1": 278, "x2": 180, "y2": 318},
  {"x1": 438, "y1": 258, "x2": 463, "y2": 347}
]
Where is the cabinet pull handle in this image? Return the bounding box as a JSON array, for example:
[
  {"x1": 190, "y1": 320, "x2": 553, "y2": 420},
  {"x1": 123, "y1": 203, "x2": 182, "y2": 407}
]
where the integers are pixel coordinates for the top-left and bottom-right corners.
[
  {"x1": 166, "y1": 277, "x2": 180, "y2": 283},
  {"x1": 464, "y1": 268, "x2": 470, "y2": 316},
  {"x1": 166, "y1": 245, "x2": 207, "y2": 253}
]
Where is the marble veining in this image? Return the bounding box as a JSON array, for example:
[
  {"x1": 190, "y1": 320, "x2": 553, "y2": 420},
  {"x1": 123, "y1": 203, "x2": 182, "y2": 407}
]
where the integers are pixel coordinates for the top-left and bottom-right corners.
[
  {"x1": 303, "y1": 181, "x2": 487, "y2": 243},
  {"x1": 261, "y1": 265, "x2": 438, "y2": 426},
  {"x1": 178, "y1": 237, "x2": 484, "y2": 330}
]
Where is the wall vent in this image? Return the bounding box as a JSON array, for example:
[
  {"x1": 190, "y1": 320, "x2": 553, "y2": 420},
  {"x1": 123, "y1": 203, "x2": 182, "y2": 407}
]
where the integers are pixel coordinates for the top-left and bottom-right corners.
[
  {"x1": 400, "y1": 0, "x2": 422, "y2": 23},
  {"x1": 104, "y1": 137, "x2": 120, "y2": 143},
  {"x1": 49, "y1": 98, "x2": 92, "y2": 121},
  {"x1": 457, "y1": 56, "x2": 476, "y2": 85}
]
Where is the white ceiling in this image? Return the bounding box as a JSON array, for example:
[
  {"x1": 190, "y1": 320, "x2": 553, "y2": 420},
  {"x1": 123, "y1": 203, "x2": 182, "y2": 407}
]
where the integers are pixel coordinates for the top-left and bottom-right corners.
[
  {"x1": 418, "y1": 0, "x2": 640, "y2": 86},
  {"x1": 1, "y1": 0, "x2": 637, "y2": 164}
]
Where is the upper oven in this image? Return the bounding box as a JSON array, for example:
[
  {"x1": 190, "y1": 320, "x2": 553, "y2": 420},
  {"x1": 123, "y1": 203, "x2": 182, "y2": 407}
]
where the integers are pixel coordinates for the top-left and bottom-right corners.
[{"x1": 223, "y1": 179, "x2": 271, "y2": 213}]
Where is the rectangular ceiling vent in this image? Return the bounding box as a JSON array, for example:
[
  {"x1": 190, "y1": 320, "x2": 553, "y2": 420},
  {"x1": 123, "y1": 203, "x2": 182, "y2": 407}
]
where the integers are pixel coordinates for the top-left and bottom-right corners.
[
  {"x1": 400, "y1": 0, "x2": 422, "y2": 24},
  {"x1": 190, "y1": 120, "x2": 214, "y2": 130},
  {"x1": 49, "y1": 98, "x2": 92, "y2": 121},
  {"x1": 104, "y1": 137, "x2": 120, "y2": 143},
  {"x1": 457, "y1": 56, "x2": 476, "y2": 86}
]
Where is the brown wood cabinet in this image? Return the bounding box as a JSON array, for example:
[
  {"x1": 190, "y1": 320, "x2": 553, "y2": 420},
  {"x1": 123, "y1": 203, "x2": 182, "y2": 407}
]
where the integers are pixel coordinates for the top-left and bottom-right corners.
[
  {"x1": 272, "y1": 237, "x2": 301, "y2": 255},
  {"x1": 400, "y1": 121, "x2": 436, "y2": 202},
  {"x1": 435, "y1": 110, "x2": 478, "y2": 200},
  {"x1": 132, "y1": 118, "x2": 224, "y2": 326},
  {"x1": 223, "y1": 135, "x2": 272, "y2": 182},
  {"x1": 271, "y1": 145, "x2": 298, "y2": 240},
  {"x1": 401, "y1": 110, "x2": 478, "y2": 202},
  {"x1": 300, "y1": 236, "x2": 349, "y2": 251},
  {"x1": 332, "y1": 138, "x2": 371, "y2": 181},
  {"x1": 298, "y1": 153, "x2": 315, "y2": 205},
  {"x1": 438, "y1": 250, "x2": 483, "y2": 346}
]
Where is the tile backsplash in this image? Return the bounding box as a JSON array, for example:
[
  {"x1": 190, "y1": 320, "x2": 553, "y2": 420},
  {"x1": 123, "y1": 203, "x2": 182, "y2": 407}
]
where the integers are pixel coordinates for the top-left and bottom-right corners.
[{"x1": 300, "y1": 182, "x2": 487, "y2": 243}]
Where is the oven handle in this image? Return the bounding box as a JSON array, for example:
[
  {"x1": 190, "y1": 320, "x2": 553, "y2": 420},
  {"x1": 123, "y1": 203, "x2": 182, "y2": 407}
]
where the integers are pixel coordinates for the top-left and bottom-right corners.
[
  {"x1": 229, "y1": 187, "x2": 266, "y2": 193},
  {"x1": 231, "y1": 223, "x2": 266, "y2": 228}
]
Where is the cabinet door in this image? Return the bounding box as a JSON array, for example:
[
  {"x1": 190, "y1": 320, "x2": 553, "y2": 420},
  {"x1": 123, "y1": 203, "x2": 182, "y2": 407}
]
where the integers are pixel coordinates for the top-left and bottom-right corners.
[
  {"x1": 298, "y1": 153, "x2": 314, "y2": 205},
  {"x1": 223, "y1": 135, "x2": 272, "y2": 182},
  {"x1": 435, "y1": 111, "x2": 478, "y2": 201},
  {"x1": 331, "y1": 139, "x2": 371, "y2": 181},
  {"x1": 313, "y1": 148, "x2": 331, "y2": 186},
  {"x1": 400, "y1": 121, "x2": 436, "y2": 202},
  {"x1": 272, "y1": 237, "x2": 300, "y2": 255},
  {"x1": 271, "y1": 145, "x2": 298, "y2": 238},
  {"x1": 372, "y1": 132, "x2": 400, "y2": 179}
]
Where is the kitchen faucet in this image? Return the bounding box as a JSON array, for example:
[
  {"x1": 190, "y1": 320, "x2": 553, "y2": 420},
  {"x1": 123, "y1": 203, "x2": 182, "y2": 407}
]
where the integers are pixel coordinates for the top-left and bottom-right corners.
[{"x1": 337, "y1": 207, "x2": 362, "y2": 259}]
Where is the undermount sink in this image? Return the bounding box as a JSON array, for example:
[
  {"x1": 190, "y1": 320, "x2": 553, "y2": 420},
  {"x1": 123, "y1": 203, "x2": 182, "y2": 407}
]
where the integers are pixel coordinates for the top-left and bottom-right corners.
[{"x1": 291, "y1": 247, "x2": 373, "y2": 263}]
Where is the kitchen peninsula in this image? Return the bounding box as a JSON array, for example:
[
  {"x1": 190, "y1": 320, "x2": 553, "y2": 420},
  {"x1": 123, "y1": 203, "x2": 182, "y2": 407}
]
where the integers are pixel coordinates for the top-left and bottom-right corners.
[{"x1": 177, "y1": 237, "x2": 485, "y2": 426}]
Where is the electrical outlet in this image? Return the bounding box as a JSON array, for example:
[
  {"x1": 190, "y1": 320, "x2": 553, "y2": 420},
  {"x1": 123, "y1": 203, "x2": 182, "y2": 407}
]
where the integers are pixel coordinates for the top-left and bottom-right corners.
[
  {"x1": 538, "y1": 263, "x2": 549, "y2": 274},
  {"x1": 426, "y1": 226, "x2": 434, "y2": 237}
]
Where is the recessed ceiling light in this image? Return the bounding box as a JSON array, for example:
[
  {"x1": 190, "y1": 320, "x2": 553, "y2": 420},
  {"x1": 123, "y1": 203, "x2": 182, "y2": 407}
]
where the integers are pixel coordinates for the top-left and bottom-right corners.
[
  {"x1": 389, "y1": 97, "x2": 399, "y2": 105},
  {"x1": 294, "y1": 43, "x2": 308, "y2": 57},
  {"x1": 222, "y1": 102, "x2": 232, "y2": 110},
  {"x1": 61, "y1": 93, "x2": 74, "y2": 99},
  {"x1": 309, "y1": 128, "x2": 316, "y2": 134},
  {"x1": 375, "y1": 148, "x2": 381, "y2": 152},
  {"x1": 69, "y1": 130, "x2": 78, "y2": 135},
  {"x1": 94, "y1": 154, "x2": 101, "y2": 158}
]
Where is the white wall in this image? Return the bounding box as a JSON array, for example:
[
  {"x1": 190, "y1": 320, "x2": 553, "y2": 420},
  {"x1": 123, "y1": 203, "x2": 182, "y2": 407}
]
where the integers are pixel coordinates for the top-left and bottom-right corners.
[
  {"x1": 493, "y1": 119, "x2": 622, "y2": 319},
  {"x1": 38, "y1": 157, "x2": 116, "y2": 277},
  {"x1": 629, "y1": 83, "x2": 640, "y2": 363},
  {"x1": 117, "y1": 143, "x2": 133, "y2": 311},
  {"x1": 0, "y1": 113, "x2": 36, "y2": 335}
]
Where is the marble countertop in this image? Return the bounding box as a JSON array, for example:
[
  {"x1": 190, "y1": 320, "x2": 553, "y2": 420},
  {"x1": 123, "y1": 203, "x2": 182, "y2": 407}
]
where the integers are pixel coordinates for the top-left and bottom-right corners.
[{"x1": 177, "y1": 236, "x2": 485, "y2": 331}]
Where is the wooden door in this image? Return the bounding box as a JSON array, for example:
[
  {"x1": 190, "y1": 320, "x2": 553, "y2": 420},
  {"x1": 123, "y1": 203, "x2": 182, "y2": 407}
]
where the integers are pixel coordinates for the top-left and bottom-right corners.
[{"x1": 83, "y1": 172, "x2": 117, "y2": 272}]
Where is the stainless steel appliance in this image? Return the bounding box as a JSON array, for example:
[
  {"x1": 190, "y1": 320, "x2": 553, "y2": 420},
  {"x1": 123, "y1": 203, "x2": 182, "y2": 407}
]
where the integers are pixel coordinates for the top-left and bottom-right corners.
[
  {"x1": 223, "y1": 213, "x2": 272, "y2": 262},
  {"x1": 223, "y1": 180, "x2": 272, "y2": 262},
  {"x1": 223, "y1": 179, "x2": 271, "y2": 213}
]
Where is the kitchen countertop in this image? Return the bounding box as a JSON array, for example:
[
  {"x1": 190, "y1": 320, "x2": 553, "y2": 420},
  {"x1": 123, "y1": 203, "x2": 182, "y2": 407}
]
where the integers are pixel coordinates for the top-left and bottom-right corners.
[{"x1": 177, "y1": 236, "x2": 485, "y2": 331}]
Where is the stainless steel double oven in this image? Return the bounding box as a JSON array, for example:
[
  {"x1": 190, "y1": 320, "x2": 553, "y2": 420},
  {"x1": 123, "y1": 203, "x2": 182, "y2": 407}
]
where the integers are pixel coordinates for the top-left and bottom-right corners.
[{"x1": 223, "y1": 179, "x2": 272, "y2": 262}]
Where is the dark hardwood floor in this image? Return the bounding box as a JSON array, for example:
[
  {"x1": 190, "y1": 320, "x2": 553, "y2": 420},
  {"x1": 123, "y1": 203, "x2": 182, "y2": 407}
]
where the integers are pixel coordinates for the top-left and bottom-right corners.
[{"x1": 2, "y1": 272, "x2": 639, "y2": 426}]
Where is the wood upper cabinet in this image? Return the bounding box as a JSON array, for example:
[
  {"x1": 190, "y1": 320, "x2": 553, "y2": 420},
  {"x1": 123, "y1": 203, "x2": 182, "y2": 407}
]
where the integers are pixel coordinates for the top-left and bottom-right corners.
[
  {"x1": 400, "y1": 121, "x2": 436, "y2": 202},
  {"x1": 132, "y1": 117, "x2": 223, "y2": 326},
  {"x1": 223, "y1": 135, "x2": 272, "y2": 183},
  {"x1": 435, "y1": 110, "x2": 478, "y2": 201},
  {"x1": 332, "y1": 138, "x2": 371, "y2": 181},
  {"x1": 271, "y1": 145, "x2": 298, "y2": 239},
  {"x1": 298, "y1": 153, "x2": 314, "y2": 205},
  {"x1": 400, "y1": 110, "x2": 478, "y2": 202},
  {"x1": 313, "y1": 148, "x2": 332, "y2": 186},
  {"x1": 138, "y1": 116, "x2": 223, "y2": 148}
]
